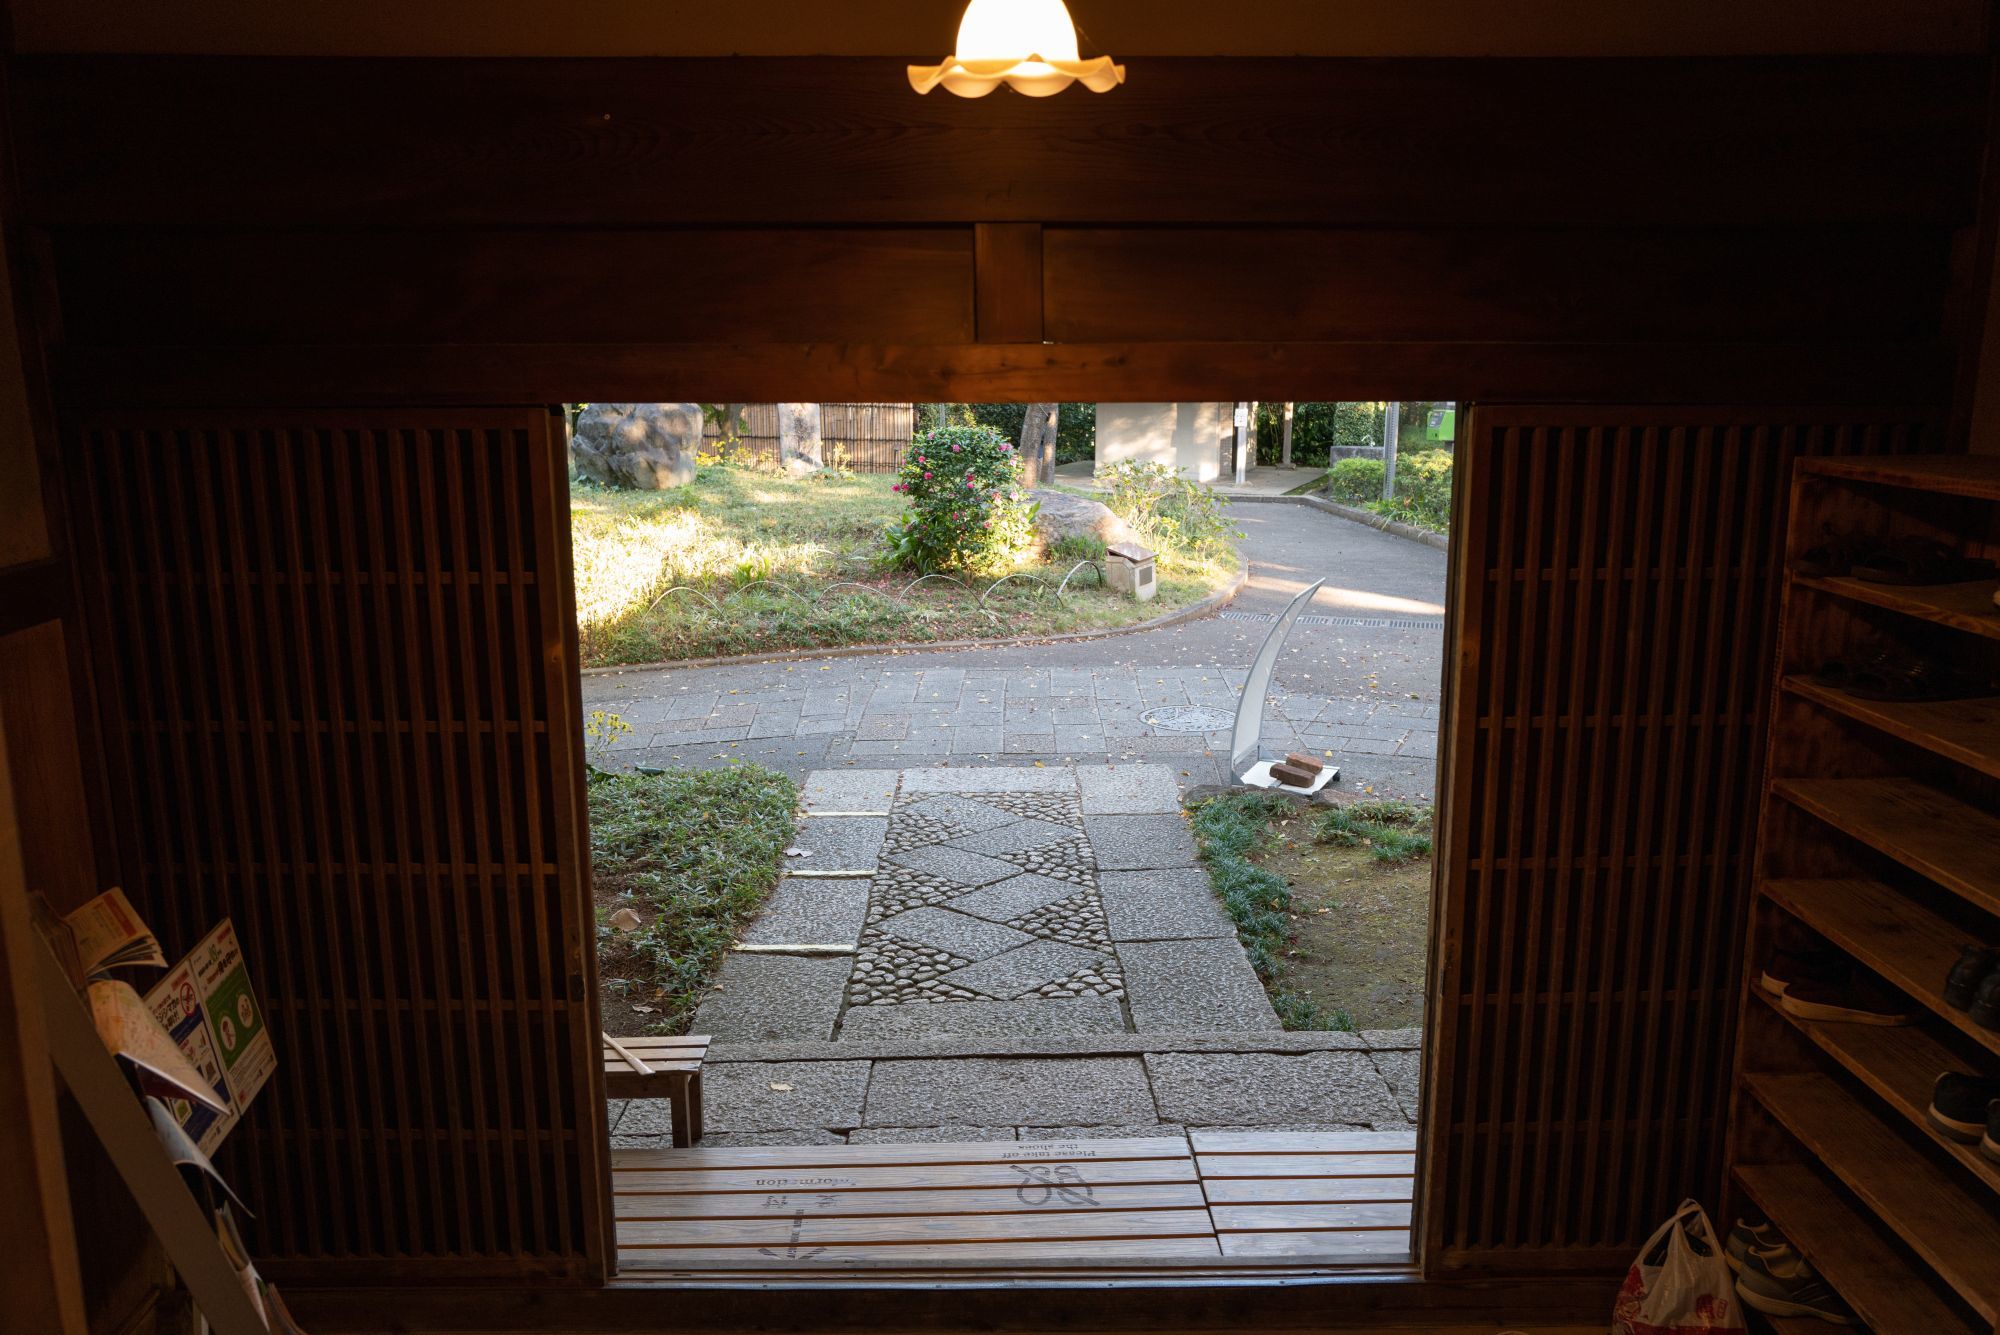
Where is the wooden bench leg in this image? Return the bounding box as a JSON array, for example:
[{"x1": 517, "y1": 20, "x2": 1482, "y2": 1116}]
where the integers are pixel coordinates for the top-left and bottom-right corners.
[
  {"x1": 689, "y1": 1070, "x2": 704, "y2": 1145},
  {"x1": 669, "y1": 1077, "x2": 694, "y2": 1150}
]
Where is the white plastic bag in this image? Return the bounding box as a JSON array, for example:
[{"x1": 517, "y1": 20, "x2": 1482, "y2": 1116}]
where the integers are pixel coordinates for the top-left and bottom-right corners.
[{"x1": 1610, "y1": 1200, "x2": 1747, "y2": 1335}]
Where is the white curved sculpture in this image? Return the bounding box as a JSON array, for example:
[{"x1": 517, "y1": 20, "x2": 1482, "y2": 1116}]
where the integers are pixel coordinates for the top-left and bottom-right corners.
[{"x1": 1232, "y1": 578, "x2": 1339, "y2": 793}]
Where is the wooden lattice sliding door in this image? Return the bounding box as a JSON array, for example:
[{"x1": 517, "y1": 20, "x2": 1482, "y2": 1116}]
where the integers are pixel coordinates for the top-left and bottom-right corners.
[
  {"x1": 1421, "y1": 406, "x2": 1937, "y2": 1274},
  {"x1": 62, "y1": 410, "x2": 609, "y2": 1283}
]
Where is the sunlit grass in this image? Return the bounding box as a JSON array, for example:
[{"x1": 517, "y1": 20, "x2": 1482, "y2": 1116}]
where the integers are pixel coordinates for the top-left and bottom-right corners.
[{"x1": 569, "y1": 464, "x2": 1237, "y2": 667}]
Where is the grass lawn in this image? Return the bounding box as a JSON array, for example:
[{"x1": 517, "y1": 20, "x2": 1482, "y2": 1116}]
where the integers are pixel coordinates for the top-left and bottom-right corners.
[
  {"x1": 1189, "y1": 793, "x2": 1432, "y2": 1032},
  {"x1": 590, "y1": 765, "x2": 798, "y2": 1037},
  {"x1": 570, "y1": 465, "x2": 1238, "y2": 667}
]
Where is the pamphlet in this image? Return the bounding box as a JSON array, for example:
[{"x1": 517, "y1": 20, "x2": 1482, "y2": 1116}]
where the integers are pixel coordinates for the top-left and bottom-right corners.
[
  {"x1": 59, "y1": 887, "x2": 167, "y2": 979},
  {"x1": 144, "y1": 920, "x2": 277, "y2": 1153}
]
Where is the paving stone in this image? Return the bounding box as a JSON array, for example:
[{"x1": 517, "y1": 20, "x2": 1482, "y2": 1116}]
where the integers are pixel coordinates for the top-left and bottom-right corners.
[
  {"x1": 696, "y1": 1129, "x2": 848, "y2": 1147},
  {"x1": 1370, "y1": 1049, "x2": 1422, "y2": 1121},
  {"x1": 1196, "y1": 1123, "x2": 1378, "y2": 1135},
  {"x1": 848, "y1": 1125, "x2": 1018, "y2": 1144},
  {"x1": 702, "y1": 1059, "x2": 873, "y2": 1132},
  {"x1": 946, "y1": 816, "x2": 1076, "y2": 858},
  {"x1": 689, "y1": 953, "x2": 851, "y2": 1041},
  {"x1": 947, "y1": 872, "x2": 1084, "y2": 923},
  {"x1": 738, "y1": 878, "x2": 871, "y2": 947},
  {"x1": 1083, "y1": 814, "x2": 1199, "y2": 870},
  {"x1": 899, "y1": 794, "x2": 1016, "y2": 834},
  {"x1": 836, "y1": 998, "x2": 1127, "y2": 1039},
  {"x1": 1362, "y1": 1028, "x2": 1424, "y2": 1050},
  {"x1": 900, "y1": 766, "x2": 1075, "y2": 793},
  {"x1": 801, "y1": 769, "x2": 898, "y2": 812},
  {"x1": 875, "y1": 906, "x2": 1034, "y2": 961},
  {"x1": 605, "y1": 1098, "x2": 628, "y2": 1132},
  {"x1": 1144, "y1": 1051, "x2": 1405, "y2": 1126},
  {"x1": 1120, "y1": 939, "x2": 1278, "y2": 1031},
  {"x1": 788, "y1": 815, "x2": 888, "y2": 872},
  {"x1": 1098, "y1": 869, "x2": 1235, "y2": 940},
  {"x1": 941, "y1": 940, "x2": 1115, "y2": 1001},
  {"x1": 863, "y1": 1057, "x2": 1156, "y2": 1126},
  {"x1": 616, "y1": 1099, "x2": 692, "y2": 1137},
  {"x1": 1075, "y1": 763, "x2": 1184, "y2": 815},
  {"x1": 854, "y1": 715, "x2": 910, "y2": 741},
  {"x1": 1017, "y1": 1123, "x2": 1186, "y2": 1140},
  {"x1": 887, "y1": 844, "x2": 1023, "y2": 887}
]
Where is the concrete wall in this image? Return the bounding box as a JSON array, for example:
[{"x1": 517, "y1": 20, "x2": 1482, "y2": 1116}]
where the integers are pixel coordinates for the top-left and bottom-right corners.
[{"x1": 1094, "y1": 402, "x2": 1233, "y2": 484}]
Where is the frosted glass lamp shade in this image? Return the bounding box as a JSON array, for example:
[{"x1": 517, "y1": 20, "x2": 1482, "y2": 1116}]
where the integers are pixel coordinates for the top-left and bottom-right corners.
[{"x1": 909, "y1": 0, "x2": 1124, "y2": 98}]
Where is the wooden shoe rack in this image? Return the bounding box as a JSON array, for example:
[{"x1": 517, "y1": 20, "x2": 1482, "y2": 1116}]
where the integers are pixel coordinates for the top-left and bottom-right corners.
[{"x1": 1728, "y1": 455, "x2": 2000, "y2": 1334}]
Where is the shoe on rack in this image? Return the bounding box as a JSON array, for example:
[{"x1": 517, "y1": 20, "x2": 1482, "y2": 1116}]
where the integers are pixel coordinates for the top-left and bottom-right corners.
[
  {"x1": 1980, "y1": 1104, "x2": 2000, "y2": 1166},
  {"x1": 1928, "y1": 1073, "x2": 2000, "y2": 1142},
  {"x1": 1735, "y1": 1244, "x2": 1859, "y2": 1325},
  {"x1": 1724, "y1": 1217, "x2": 1783, "y2": 1274},
  {"x1": 1779, "y1": 976, "x2": 1910, "y2": 1026},
  {"x1": 1946, "y1": 945, "x2": 1999, "y2": 1011},
  {"x1": 1759, "y1": 946, "x2": 1850, "y2": 998},
  {"x1": 1972, "y1": 971, "x2": 2000, "y2": 1030}
]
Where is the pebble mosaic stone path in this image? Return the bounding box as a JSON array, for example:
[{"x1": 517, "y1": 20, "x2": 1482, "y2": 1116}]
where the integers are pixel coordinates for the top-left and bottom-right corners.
[{"x1": 688, "y1": 764, "x2": 1279, "y2": 1042}]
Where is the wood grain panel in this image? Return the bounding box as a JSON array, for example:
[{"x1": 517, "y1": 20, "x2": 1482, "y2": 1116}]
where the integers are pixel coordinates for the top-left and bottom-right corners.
[
  {"x1": 52, "y1": 229, "x2": 974, "y2": 347},
  {"x1": 1045, "y1": 228, "x2": 1953, "y2": 344},
  {"x1": 1424, "y1": 406, "x2": 1937, "y2": 1273},
  {"x1": 51, "y1": 339, "x2": 1955, "y2": 412},
  {"x1": 12, "y1": 57, "x2": 1982, "y2": 226},
  {"x1": 61, "y1": 411, "x2": 607, "y2": 1282}
]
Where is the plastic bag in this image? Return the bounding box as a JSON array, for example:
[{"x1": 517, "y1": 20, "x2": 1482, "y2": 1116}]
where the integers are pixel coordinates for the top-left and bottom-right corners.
[{"x1": 1610, "y1": 1200, "x2": 1747, "y2": 1335}]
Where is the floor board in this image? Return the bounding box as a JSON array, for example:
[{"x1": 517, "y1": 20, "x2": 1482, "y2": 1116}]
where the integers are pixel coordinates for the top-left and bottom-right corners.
[{"x1": 614, "y1": 1131, "x2": 1417, "y2": 1270}]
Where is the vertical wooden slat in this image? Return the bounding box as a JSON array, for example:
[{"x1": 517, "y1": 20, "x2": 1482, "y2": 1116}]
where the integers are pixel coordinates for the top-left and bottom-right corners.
[
  {"x1": 62, "y1": 410, "x2": 604, "y2": 1281},
  {"x1": 1425, "y1": 405, "x2": 1938, "y2": 1274}
]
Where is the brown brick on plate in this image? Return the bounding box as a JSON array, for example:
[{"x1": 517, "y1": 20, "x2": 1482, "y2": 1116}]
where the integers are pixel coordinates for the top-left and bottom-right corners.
[
  {"x1": 1283, "y1": 753, "x2": 1325, "y2": 774},
  {"x1": 1271, "y1": 762, "x2": 1317, "y2": 787}
]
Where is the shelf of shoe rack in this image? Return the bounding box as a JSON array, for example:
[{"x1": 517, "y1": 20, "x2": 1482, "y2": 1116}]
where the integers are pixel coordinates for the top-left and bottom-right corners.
[
  {"x1": 1781, "y1": 675, "x2": 2000, "y2": 781},
  {"x1": 1730, "y1": 454, "x2": 2000, "y2": 1335}
]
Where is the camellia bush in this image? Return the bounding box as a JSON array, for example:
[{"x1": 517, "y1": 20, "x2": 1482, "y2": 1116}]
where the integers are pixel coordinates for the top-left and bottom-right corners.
[{"x1": 880, "y1": 425, "x2": 1039, "y2": 573}]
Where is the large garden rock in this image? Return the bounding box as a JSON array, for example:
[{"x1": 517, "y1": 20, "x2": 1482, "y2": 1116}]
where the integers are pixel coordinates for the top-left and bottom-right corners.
[
  {"x1": 571, "y1": 403, "x2": 702, "y2": 490},
  {"x1": 1030, "y1": 488, "x2": 1136, "y2": 552}
]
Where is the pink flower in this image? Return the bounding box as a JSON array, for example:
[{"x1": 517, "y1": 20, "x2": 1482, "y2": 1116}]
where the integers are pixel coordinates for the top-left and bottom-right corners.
[
  {"x1": 918, "y1": 456, "x2": 927, "y2": 464},
  {"x1": 1001, "y1": 442, "x2": 1013, "y2": 451},
  {"x1": 923, "y1": 471, "x2": 932, "y2": 479},
  {"x1": 951, "y1": 444, "x2": 961, "y2": 452}
]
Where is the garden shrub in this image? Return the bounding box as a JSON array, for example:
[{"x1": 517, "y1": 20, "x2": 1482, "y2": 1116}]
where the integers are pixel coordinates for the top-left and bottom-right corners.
[
  {"x1": 1375, "y1": 449, "x2": 1453, "y2": 532},
  {"x1": 880, "y1": 424, "x2": 1038, "y2": 574},
  {"x1": 1097, "y1": 460, "x2": 1239, "y2": 563},
  {"x1": 1327, "y1": 456, "x2": 1385, "y2": 504}
]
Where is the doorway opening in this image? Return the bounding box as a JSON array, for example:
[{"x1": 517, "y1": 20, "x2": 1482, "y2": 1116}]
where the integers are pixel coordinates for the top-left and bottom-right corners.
[{"x1": 575, "y1": 399, "x2": 1455, "y2": 1274}]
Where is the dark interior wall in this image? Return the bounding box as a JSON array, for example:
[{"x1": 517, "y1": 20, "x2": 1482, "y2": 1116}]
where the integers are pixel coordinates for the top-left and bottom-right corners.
[
  {"x1": 6, "y1": 49, "x2": 1991, "y2": 1290},
  {"x1": 13, "y1": 55, "x2": 1986, "y2": 408}
]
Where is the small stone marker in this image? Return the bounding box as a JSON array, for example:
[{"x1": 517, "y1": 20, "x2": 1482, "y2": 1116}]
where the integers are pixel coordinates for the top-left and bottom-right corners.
[{"x1": 1105, "y1": 542, "x2": 1157, "y2": 602}]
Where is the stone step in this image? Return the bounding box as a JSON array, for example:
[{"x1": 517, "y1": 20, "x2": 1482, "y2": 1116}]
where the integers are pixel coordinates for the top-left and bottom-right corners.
[{"x1": 704, "y1": 1027, "x2": 1420, "y2": 1065}]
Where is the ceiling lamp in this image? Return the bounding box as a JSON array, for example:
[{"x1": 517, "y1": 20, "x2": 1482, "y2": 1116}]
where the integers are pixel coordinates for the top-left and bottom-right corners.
[{"x1": 909, "y1": 0, "x2": 1124, "y2": 98}]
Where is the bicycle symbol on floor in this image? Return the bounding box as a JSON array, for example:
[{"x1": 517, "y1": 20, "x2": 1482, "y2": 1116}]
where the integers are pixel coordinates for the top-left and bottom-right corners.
[{"x1": 1012, "y1": 1163, "x2": 1099, "y2": 1208}]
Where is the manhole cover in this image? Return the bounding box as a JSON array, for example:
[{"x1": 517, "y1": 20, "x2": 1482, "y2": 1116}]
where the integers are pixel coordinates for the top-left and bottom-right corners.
[{"x1": 1141, "y1": 705, "x2": 1234, "y2": 734}]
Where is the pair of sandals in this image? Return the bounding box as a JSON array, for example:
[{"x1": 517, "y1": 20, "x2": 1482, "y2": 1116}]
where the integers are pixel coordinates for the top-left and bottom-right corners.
[
  {"x1": 1796, "y1": 532, "x2": 1997, "y2": 586},
  {"x1": 1814, "y1": 651, "x2": 1995, "y2": 703}
]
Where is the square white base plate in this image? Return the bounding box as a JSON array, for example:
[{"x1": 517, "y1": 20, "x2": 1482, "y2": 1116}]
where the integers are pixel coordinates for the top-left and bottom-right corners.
[{"x1": 1238, "y1": 760, "x2": 1339, "y2": 795}]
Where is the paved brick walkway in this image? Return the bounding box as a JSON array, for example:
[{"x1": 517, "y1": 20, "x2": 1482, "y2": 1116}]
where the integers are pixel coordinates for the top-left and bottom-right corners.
[
  {"x1": 691, "y1": 765, "x2": 1274, "y2": 1043},
  {"x1": 586, "y1": 501, "x2": 1446, "y2": 800}
]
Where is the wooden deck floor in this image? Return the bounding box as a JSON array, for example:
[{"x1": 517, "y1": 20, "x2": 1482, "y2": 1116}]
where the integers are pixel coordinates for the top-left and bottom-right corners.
[{"x1": 614, "y1": 1130, "x2": 1414, "y2": 1271}]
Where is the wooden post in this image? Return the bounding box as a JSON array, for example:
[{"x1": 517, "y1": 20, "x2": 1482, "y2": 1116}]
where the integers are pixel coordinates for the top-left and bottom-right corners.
[
  {"x1": 1280, "y1": 402, "x2": 1295, "y2": 469},
  {"x1": 1234, "y1": 402, "x2": 1250, "y2": 486},
  {"x1": 1383, "y1": 401, "x2": 1401, "y2": 501}
]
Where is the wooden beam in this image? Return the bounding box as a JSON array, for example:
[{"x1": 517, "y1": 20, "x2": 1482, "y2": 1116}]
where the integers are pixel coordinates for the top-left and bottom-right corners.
[
  {"x1": 1044, "y1": 226, "x2": 1954, "y2": 344},
  {"x1": 974, "y1": 223, "x2": 1043, "y2": 344},
  {"x1": 11, "y1": 56, "x2": 1983, "y2": 227},
  {"x1": 51, "y1": 227, "x2": 976, "y2": 347},
  {"x1": 52, "y1": 339, "x2": 1955, "y2": 410}
]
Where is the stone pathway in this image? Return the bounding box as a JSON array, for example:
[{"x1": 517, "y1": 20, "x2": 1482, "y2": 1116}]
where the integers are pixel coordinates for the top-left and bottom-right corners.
[
  {"x1": 691, "y1": 765, "x2": 1274, "y2": 1041},
  {"x1": 602, "y1": 763, "x2": 1422, "y2": 1151},
  {"x1": 586, "y1": 501, "x2": 1446, "y2": 801}
]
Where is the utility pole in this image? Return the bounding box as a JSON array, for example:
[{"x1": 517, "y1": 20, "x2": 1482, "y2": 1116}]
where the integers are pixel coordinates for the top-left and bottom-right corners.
[
  {"x1": 1382, "y1": 401, "x2": 1400, "y2": 502},
  {"x1": 1280, "y1": 402, "x2": 1295, "y2": 469}
]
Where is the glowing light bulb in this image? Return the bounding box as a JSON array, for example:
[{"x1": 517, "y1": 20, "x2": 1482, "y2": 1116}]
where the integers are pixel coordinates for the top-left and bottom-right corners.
[{"x1": 909, "y1": 0, "x2": 1124, "y2": 98}]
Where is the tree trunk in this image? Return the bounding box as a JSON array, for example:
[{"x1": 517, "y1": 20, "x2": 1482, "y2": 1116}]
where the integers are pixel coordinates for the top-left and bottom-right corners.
[
  {"x1": 777, "y1": 402, "x2": 823, "y2": 475},
  {"x1": 1019, "y1": 402, "x2": 1058, "y2": 486},
  {"x1": 1280, "y1": 402, "x2": 1295, "y2": 468}
]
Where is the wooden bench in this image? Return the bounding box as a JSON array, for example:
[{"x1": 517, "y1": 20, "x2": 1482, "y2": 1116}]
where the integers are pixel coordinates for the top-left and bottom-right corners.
[{"x1": 602, "y1": 1034, "x2": 708, "y2": 1148}]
